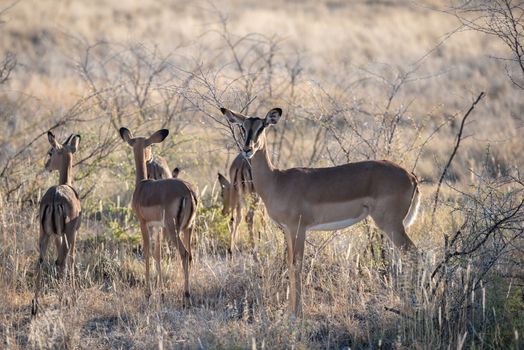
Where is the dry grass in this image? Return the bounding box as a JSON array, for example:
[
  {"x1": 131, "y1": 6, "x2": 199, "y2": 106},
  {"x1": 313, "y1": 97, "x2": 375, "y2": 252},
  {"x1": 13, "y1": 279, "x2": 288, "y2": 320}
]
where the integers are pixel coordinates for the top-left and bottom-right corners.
[{"x1": 1, "y1": 0, "x2": 523, "y2": 348}]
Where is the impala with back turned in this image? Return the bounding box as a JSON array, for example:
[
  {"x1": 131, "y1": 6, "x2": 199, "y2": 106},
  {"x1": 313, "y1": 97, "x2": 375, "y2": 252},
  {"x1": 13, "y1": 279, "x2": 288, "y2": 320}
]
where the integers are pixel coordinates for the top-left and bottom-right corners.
[
  {"x1": 120, "y1": 127, "x2": 197, "y2": 304},
  {"x1": 218, "y1": 153, "x2": 260, "y2": 253},
  {"x1": 32, "y1": 132, "x2": 82, "y2": 315}
]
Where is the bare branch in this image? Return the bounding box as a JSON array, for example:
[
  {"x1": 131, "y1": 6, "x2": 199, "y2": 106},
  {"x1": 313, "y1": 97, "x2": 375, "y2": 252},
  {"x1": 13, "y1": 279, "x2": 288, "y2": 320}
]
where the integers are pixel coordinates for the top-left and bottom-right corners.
[{"x1": 431, "y1": 92, "x2": 485, "y2": 223}]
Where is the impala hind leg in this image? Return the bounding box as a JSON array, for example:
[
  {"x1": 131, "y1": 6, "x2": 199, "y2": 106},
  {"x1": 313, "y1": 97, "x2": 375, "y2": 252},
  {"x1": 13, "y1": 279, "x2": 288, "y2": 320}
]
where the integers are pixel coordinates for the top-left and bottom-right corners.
[
  {"x1": 181, "y1": 226, "x2": 193, "y2": 305},
  {"x1": 370, "y1": 197, "x2": 417, "y2": 255},
  {"x1": 54, "y1": 236, "x2": 63, "y2": 274},
  {"x1": 55, "y1": 228, "x2": 78, "y2": 308},
  {"x1": 66, "y1": 218, "x2": 80, "y2": 290},
  {"x1": 56, "y1": 228, "x2": 77, "y2": 279},
  {"x1": 372, "y1": 212, "x2": 420, "y2": 291},
  {"x1": 32, "y1": 229, "x2": 50, "y2": 316},
  {"x1": 285, "y1": 224, "x2": 306, "y2": 317},
  {"x1": 182, "y1": 225, "x2": 193, "y2": 265},
  {"x1": 372, "y1": 215, "x2": 417, "y2": 261},
  {"x1": 166, "y1": 218, "x2": 192, "y2": 306},
  {"x1": 139, "y1": 221, "x2": 152, "y2": 300}
]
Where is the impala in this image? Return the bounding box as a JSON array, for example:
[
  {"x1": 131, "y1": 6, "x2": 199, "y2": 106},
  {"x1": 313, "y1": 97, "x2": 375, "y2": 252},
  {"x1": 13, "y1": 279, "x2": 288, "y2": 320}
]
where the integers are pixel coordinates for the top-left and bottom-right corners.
[
  {"x1": 218, "y1": 153, "x2": 259, "y2": 252},
  {"x1": 32, "y1": 132, "x2": 82, "y2": 315},
  {"x1": 120, "y1": 127, "x2": 197, "y2": 303},
  {"x1": 146, "y1": 151, "x2": 181, "y2": 259},
  {"x1": 146, "y1": 150, "x2": 180, "y2": 179},
  {"x1": 221, "y1": 107, "x2": 420, "y2": 315}
]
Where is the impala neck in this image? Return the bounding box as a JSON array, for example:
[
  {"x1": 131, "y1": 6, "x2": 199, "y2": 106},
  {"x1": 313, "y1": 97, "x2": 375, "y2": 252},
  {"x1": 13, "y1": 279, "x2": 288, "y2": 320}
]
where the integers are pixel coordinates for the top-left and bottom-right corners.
[
  {"x1": 250, "y1": 141, "x2": 276, "y2": 200},
  {"x1": 59, "y1": 154, "x2": 73, "y2": 186},
  {"x1": 133, "y1": 148, "x2": 148, "y2": 186}
]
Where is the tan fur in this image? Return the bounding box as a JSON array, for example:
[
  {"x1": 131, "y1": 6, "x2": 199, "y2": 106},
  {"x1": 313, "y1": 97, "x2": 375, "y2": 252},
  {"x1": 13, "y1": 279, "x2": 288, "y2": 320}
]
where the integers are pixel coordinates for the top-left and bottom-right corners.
[
  {"x1": 221, "y1": 107, "x2": 420, "y2": 316},
  {"x1": 120, "y1": 127, "x2": 197, "y2": 303},
  {"x1": 33, "y1": 132, "x2": 82, "y2": 315}
]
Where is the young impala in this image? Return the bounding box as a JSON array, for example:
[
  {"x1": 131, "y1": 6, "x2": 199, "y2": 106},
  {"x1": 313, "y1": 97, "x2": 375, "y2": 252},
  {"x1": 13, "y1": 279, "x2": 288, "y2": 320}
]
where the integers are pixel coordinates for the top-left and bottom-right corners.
[
  {"x1": 32, "y1": 132, "x2": 82, "y2": 315},
  {"x1": 218, "y1": 153, "x2": 259, "y2": 253},
  {"x1": 120, "y1": 127, "x2": 197, "y2": 303},
  {"x1": 221, "y1": 107, "x2": 420, "y2": 316},
  {"x1": 146, "y1": 150, "x2": 180, "y2": 179}
]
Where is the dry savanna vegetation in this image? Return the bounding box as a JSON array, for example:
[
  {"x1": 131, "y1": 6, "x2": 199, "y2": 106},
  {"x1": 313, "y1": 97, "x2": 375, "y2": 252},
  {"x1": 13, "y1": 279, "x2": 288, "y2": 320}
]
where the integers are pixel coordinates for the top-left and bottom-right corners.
[{"x1": 1, "y1": 0, "x2": 523, "y2": 348}]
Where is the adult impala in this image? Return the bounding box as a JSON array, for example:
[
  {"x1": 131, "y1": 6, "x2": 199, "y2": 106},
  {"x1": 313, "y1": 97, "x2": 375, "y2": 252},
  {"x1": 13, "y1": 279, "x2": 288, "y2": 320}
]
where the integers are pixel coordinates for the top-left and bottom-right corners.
[
  {"x1": 218, "y1": 153, "x2": 259, "y2": 252},
  {"x1": 120, "y1": 127, "x2": 197, "y2": 303},
  {"x1": 32, "y1": 132, "x2": 82, "y2": 315},
  {"x1": 221, "y1": 107, "x2": 420, "y2": 315}
]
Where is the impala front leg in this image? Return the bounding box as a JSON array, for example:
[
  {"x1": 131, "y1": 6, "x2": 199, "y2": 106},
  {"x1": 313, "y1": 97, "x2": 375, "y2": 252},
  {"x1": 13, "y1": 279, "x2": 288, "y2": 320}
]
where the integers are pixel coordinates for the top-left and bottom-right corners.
[{"x1": 285, "y1": 223, "x2": 306, "y2": 317}]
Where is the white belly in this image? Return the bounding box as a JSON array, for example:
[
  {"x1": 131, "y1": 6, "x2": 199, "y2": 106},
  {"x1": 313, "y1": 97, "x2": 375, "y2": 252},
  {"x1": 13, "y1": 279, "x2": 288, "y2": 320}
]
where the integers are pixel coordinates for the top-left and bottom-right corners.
[
  {"x1": 307, "y1": 206, "x2": 368, "y2": 231},
  {"x1": 307, "y1": 216, "x2": 364, "y2": 231}
]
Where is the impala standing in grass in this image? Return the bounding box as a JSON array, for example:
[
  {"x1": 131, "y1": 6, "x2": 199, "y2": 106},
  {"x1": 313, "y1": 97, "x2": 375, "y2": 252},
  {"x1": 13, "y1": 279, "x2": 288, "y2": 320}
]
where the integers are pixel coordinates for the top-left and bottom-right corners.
[
  {"x1": 32, "y1": 132, "x2": 82, "y2": 315},
  {"x1": 119, "y1": 127, "x2": 197, "y2": 304},
  {"x1": 218, "y1": 153, "x2": 259, "y2": 253},
  {"x1": 221, "y1": 107, "x2": 420, "y2": 316}
]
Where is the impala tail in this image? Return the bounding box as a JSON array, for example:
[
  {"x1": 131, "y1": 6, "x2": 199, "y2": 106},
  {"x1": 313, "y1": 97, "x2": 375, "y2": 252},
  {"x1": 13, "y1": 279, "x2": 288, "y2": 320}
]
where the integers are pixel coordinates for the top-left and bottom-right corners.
[
  {"x1": 186, "y1": 186, "x2": 198, "y2": 228},
  {"x1": 40, "y1": 200, "x2": 66, "y2": 236},
  {"x1": 403, "y1": 175, "x2": 421, "y2": 228},
  {"x1": 175, "y1": 185, "x2": 198, "y2": 231}
]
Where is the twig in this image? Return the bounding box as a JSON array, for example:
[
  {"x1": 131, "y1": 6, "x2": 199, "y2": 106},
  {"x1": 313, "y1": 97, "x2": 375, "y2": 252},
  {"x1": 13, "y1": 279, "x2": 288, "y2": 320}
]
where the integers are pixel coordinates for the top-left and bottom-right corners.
[{"x1": 431, "y1": 92, "x2": 485, "y2": 223}]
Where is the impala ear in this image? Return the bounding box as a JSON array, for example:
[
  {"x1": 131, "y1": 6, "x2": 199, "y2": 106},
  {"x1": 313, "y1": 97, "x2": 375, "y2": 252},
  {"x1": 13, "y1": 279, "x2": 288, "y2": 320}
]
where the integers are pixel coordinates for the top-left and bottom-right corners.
[
  {"x1": 119, "y1": 127, "x2": 133, "y2": 145},
  {"x1": 63, "y1": 134, "x2": 74, "y2": 146},
  {"x1": 217, "y1": 172, "x2": 230, "y2": 188},
  {"x1": 147, "y1": 129, "x2": 169, "y2": 145},
  {"x1": 221, "y1": 107, "x2": 245, "y2": 125},
  {"x1": 67, "y1": 134, "x2": 81, "y2": 153},
  {"x1": 47, "y1": 131, "x2": 60, "y2": 149},
  {"x1": 264, "y1": 108, "x2": 282, "y2": 126},
  {"x1": 172, "y1": 167, "x2": 180, "y2": 178}
]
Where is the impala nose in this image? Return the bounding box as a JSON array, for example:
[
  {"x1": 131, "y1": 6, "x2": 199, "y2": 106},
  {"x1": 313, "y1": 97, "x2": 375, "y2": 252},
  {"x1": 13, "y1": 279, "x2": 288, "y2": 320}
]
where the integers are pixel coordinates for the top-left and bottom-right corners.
[{"x1": 242, "y1": 149, "x2": 253, "y2": 159}]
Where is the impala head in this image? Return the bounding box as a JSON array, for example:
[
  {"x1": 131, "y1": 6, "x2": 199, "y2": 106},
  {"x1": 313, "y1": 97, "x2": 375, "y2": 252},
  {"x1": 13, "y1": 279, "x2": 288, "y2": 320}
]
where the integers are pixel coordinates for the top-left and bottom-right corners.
[
  {"x1": 221, "y1": 107, "x2": 282, "y2": 159},
  {"x1": 45, "y1": 131, "x2": 80, "y2": 172},
  {"x1": 119, "y1": 127, "x2": 169, "y2": 157},
  {"x1": 144, "y1": 146, "x2": 153, "y2": 163},
  {"x1": 217, "y1": 172, "x2": 231, "y2": 215}
]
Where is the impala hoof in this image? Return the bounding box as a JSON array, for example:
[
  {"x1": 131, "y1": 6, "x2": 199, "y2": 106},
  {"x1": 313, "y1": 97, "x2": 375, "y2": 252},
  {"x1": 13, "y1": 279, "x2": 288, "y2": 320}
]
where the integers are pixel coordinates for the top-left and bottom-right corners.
[
  {"x1": 183, "y1": 292, "x2": 192, "y2": 308},
  {"x1": 31, "y1": 299, "x2": 38, "y2": 316}
]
